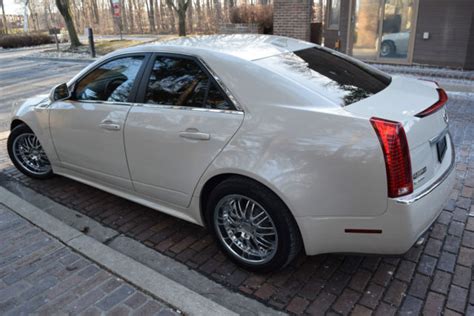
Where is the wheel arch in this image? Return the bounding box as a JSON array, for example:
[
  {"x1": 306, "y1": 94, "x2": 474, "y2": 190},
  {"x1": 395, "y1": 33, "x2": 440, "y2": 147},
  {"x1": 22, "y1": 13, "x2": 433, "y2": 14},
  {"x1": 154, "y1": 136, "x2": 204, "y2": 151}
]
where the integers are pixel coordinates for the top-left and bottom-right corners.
[
  {"x1": 198, "y1": 173, "x2": 303, "y2": 240},
  {"x1": 382, "y1": 39, "x2": 396, "y2": 45},
  {"x1": 10, "y1": 119, "x2": 28, "y2": 131}
]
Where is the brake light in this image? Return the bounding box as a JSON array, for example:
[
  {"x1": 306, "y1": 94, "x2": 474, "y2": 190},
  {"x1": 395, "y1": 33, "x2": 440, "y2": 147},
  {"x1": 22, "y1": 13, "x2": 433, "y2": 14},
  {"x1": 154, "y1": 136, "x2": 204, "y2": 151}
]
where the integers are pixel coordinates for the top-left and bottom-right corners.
[
  {"x1": 370, "y1": 117, "x2": 413, "y2": 198},
  {"x1": 415, "y1": 88, "x2": 448, "y2": 118}
]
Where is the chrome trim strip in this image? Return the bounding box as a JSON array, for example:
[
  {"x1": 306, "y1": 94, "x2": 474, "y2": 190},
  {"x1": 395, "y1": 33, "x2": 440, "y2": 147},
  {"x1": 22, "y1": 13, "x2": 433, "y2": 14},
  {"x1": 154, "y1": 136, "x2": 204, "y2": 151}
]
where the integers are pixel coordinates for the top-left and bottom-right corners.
[
  {"x1": 132, "y1": 102, "x2": 243, "y2": 115},
  {"x1": 70, "y1": 99, "x2": 134, "y2": 107},
  {"x1": 395, "y1": 133, "x2": 455, "y2": 205},
  {"x1": 69, "y1": 100, "x2": 243, "y2": 115}
]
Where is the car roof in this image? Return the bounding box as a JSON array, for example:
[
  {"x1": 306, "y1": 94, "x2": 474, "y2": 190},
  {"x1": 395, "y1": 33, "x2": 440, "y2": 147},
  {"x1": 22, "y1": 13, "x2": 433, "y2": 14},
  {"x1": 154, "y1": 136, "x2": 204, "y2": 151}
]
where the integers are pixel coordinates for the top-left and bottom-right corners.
[{"x1": 115, "y1": 34, "x2": 316, "y2": 61}]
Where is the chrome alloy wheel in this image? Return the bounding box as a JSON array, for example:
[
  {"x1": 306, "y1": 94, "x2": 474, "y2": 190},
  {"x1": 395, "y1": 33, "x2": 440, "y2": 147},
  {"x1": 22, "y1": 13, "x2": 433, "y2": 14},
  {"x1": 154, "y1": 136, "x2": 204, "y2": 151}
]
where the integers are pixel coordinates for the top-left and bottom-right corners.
[
  {"x1": 380, "y1": 42, "x2": 392, "y2": 57},
  {"x1": 214, "y1": 194, "x2": 278, "y2": 264},
  {"x1": 12, "y1": 133, "x2": 51, "y2": 176}
]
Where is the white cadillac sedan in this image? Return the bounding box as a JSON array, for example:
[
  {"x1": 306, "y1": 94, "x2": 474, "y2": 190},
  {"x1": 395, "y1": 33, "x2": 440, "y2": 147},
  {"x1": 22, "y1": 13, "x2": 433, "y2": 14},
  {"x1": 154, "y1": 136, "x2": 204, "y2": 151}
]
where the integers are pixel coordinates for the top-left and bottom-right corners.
[{"x1": 8, "y1": 35, "x2": 455, "y2": 271}]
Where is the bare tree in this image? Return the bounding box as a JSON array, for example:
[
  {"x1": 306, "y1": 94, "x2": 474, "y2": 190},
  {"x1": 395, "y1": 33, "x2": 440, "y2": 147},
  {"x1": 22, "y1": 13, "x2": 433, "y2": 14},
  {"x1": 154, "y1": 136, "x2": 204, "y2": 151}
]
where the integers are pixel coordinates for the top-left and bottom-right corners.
[
  {"x1": 147, "y1": 0, "x2": 156, "y2": 32},
  {"x1": 56, "y1": 0, "x2": 81, "y2": 48},
  {"x1": 166, "y1": 0, "x2": 176, "y2": 33},
  {"x1": 166, "y1": 0, "x2": 190, "y2": 36},
  {"x1": 91, "y1": 0, "x2": 100, "y2": 24},
  {"x1": 186, "y1": 0, "x2": 193, "y2": 34},
  {"x1": 1, "y1": 0, "x2": 8, "y2": 34},
  {"x1": 194, "y1": 0, "x2": 202, "y2": 31},
  {"x1": 213, "y1": 0, "x2": 221, "y2": 22}
]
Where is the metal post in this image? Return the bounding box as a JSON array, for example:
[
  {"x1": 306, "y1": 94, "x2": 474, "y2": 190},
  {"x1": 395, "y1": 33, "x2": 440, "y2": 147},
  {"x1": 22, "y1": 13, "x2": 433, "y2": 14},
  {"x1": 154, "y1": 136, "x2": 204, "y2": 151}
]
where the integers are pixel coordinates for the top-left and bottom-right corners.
[
  {"x1": 87, "y1": 27, "x2": 96, "y2": 58},
  {"x1": 54, "y1": 32, "x2": 59, "y2": 51},
  {"x1": 119, "y1": 19, "x2": 123, "y2": 40}
]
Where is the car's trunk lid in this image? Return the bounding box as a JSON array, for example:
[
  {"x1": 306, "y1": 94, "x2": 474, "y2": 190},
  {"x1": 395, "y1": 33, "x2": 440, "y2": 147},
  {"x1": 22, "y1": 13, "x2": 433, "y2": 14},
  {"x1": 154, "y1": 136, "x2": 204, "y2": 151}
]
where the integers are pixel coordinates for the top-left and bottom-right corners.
[{"x1": 346, "y1": 76, "x2": 451, "y2": 192}]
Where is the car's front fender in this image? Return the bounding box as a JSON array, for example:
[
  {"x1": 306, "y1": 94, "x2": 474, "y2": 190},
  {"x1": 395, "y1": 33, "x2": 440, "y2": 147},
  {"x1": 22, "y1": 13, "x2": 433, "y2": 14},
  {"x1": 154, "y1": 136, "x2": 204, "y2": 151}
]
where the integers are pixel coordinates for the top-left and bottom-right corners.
[{"x1": 10, "y1": 95, "x2": 60, "y2": 165}]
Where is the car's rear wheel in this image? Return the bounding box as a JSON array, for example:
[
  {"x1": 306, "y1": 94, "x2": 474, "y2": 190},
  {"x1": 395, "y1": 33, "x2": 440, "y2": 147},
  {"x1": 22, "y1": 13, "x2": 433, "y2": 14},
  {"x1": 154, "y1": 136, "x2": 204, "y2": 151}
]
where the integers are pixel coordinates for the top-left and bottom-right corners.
[
  {"x1": 7, "y1": 124, "x2": 53, "y2": 179},
  {"x1": 206, "y1": 177, "x2": 301, "y2": 272},
  {"x1": 380, "y1": 41, "x2": 396, "y2": 57}
]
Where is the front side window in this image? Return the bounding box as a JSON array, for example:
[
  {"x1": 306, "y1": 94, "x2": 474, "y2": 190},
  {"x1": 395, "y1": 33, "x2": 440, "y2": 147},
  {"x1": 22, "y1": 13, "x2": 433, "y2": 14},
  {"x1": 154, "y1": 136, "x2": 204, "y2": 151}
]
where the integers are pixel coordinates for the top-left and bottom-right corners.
[
  {"x1": 73, "y1": 56, "x2": 144, "y2": 103},
  {"x1": 145, "y1": 56, "x2": 234, "y2": 111}
]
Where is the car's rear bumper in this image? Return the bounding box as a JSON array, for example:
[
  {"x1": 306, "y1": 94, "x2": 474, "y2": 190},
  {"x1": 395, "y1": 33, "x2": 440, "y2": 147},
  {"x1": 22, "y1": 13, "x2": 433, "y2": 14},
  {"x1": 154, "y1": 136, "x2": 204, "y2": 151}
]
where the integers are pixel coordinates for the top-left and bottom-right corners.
[{"x1": 296, "y1": 142, "x2": 456, "y2": 256}]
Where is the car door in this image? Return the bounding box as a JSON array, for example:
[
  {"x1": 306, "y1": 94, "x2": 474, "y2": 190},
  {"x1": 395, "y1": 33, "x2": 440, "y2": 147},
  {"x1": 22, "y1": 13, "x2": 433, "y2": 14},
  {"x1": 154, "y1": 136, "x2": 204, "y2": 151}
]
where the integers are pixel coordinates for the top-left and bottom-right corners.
[
  {"x1": 124, "y1": 54, "x2": 244, "y2": 207},
  {"x1": 49, "y1": 54, "x2": 149, "y2": 190}
]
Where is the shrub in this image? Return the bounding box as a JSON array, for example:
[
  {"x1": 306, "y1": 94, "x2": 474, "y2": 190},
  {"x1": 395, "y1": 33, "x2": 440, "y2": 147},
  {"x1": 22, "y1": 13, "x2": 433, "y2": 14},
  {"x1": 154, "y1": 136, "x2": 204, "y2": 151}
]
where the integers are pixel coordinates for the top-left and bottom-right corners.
[
  {"x1": 0, "y1": 33, "x2": 54, "y2": 49},
  {"x1": 230, "y1": 4, "x2": 273, "y2": 32}
]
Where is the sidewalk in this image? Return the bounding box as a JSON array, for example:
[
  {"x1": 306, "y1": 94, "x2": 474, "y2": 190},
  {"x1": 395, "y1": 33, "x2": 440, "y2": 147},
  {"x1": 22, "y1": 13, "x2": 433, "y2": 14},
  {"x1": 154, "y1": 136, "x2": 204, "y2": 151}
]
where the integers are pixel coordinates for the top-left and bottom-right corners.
[
  {"x1": 0, "y1": 203, "x2": 181, "y2": 315},
  {"x1": 0, "y1": 185, "x2": 243, "y2": 316}
]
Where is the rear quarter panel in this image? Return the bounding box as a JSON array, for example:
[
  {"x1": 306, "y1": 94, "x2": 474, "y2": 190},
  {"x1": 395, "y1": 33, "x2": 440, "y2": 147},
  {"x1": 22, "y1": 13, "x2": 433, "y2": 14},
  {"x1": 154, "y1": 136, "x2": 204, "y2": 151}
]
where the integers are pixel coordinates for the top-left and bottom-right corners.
[{"x1": 198, "y1": 104, "x2": 388, "y2": 218}]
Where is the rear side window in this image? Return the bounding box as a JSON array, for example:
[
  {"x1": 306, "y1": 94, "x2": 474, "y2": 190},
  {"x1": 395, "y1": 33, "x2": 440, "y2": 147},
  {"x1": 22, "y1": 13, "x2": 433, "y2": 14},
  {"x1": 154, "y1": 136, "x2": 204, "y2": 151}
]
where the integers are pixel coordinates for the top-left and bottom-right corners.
[
  {"x1": 144, "y1": 56, "x2": 234, "y2": 111},
  {"x1": 257, "y1": 47, "x2": 391, "y2": 106}
]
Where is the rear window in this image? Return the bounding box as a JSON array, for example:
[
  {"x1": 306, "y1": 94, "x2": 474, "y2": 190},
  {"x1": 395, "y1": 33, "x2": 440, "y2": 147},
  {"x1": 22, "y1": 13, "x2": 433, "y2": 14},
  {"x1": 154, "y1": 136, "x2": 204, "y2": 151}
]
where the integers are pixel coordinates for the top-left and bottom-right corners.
[{"x1": 256, "y1": 47, "x2": 391, "y2": 106}]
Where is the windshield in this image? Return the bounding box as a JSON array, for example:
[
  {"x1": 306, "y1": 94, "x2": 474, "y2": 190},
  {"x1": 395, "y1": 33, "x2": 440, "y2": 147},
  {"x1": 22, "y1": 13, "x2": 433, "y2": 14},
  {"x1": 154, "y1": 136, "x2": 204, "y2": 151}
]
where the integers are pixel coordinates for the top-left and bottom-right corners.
[{"x1": 256, "y1": 47, "x2": 391, "y2": 107}]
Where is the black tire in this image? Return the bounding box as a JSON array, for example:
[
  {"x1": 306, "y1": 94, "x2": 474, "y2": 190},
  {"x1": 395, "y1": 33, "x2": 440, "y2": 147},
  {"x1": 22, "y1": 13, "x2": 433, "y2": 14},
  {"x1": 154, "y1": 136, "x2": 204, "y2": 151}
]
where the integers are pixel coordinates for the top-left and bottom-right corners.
[
  {"x1": 206, "y1": 176, "x2": 302, "y2": 272},
  {"x1": 7, "y1": 124, "x2": 54, "y2": 179},
  {"x1": 380, "y1": 41, "x2": 396, "y2": 57}
]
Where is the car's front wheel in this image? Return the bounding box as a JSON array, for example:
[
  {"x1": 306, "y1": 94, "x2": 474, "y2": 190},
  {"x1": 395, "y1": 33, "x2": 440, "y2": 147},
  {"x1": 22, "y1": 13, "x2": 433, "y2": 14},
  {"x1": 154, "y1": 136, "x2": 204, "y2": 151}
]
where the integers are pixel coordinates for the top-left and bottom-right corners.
[
  {"x1": 7, "y1": 124, "x2": 53, "y2": 179},
  {"x1": 206, "y1": 177, "x2": 302, "y2": 272}
]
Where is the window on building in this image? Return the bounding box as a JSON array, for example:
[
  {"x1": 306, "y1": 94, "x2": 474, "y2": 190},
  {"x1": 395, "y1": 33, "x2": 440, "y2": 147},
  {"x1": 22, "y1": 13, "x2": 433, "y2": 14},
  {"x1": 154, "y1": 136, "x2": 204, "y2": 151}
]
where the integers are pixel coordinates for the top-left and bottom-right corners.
[{"x1": 328, "y1": 0, "x2": 341, "y2": 30}]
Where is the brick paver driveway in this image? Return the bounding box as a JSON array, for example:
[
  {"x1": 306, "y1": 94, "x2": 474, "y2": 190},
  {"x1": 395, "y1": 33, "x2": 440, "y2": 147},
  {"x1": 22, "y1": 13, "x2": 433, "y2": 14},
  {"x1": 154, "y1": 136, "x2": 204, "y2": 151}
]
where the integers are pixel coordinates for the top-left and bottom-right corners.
[
  {"x1": 0, "y1": 204, "x2": 177, "y2": 315},
  {"x1": 0, "y1": 89, "x2": 472, "y2": 314}
]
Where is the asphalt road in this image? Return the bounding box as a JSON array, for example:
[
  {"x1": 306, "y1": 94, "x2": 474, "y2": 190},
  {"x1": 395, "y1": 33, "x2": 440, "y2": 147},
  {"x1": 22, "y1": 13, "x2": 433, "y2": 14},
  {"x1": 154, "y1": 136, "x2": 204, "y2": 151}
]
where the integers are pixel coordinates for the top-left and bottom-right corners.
[
  {"x1": 0, "y1": 34, "x2": 164, "y2": 133},
  {"x1": 0, "y1": 48, "x2": 89, "y2": 132}
]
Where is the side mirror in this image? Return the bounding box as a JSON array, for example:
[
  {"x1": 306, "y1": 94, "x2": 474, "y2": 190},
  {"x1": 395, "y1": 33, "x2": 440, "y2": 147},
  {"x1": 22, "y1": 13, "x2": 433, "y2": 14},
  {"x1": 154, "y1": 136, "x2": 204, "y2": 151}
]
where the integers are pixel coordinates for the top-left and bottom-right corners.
[{"x1": 50, "y1": 83, "x2": 71, "y2": 102}]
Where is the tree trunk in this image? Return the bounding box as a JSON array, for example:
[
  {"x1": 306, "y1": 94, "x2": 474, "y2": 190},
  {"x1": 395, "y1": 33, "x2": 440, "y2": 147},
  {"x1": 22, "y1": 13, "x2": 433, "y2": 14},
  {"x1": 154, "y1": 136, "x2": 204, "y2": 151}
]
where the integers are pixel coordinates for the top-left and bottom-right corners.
[
  {"x1": 55, "y1": 0, "x2": 81, "y2": 48},
  {"x1": 154, "y1": 0, "x2": 160, "y2": 32},
  {"x1": 91, "y1": 0, "x2": 99, "y2": 24},
  {"x1": 194, "y1": 0, "x2": 202, "y2": 31},
  {"x1": 148, "y1": 0, "x2": 156, "y2": 32},
  {"x1": 133, "y1": 0, "x2": 144, "y2": 32},
  {"x1": 128, "y1": 0, "x2": 135, "y2": 32},
  {"x1": 167, "y1": 2, "x2": 176, "y2": 33},
  {"x1": 213, "y1": 0, "x2": 221, "y2": 22},
  {"x1": 178, "y1": 9, "x2": 185, "y2": 36},
  {"x1": 27, "y1": 1, "x2": 38, "y2": 31},
  {"x1": 0, "y1": 0, "x2": 7, "y2": 34},
  {"x1": 167, "y1": 0, "x2": 189, "y2": 36},
  {"x1": 186, "y1": 0, "x2": 192, "y2": 34},
  {"x1": 159, "y1": 0, "x2": 167, "y2": 30}
]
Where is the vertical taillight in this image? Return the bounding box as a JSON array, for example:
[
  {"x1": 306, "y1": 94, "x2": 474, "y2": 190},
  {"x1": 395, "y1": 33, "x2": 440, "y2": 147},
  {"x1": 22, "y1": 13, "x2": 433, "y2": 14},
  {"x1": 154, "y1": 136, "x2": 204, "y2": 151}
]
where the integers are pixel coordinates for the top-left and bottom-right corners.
[{"x1": 370, "y1": 117, "x2": 413, "y2": 198}]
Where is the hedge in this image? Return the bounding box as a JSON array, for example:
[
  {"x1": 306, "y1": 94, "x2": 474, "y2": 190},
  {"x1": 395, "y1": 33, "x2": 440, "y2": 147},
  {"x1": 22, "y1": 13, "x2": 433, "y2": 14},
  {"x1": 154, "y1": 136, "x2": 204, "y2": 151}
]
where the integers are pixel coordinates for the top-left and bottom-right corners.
[{"x1": 0, "y1": 33, "x2": 54, "y2": 49}]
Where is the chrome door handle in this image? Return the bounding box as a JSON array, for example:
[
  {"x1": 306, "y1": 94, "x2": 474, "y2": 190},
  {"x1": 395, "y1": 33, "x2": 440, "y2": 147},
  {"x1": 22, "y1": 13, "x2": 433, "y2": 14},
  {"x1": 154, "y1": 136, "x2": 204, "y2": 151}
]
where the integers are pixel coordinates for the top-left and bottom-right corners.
[
  {"x1": 179, "y1": 130, "x2": 210, "y2": 141},
  {"x1": 99, "y1": 120, "x2": 121, "y2": 131}
]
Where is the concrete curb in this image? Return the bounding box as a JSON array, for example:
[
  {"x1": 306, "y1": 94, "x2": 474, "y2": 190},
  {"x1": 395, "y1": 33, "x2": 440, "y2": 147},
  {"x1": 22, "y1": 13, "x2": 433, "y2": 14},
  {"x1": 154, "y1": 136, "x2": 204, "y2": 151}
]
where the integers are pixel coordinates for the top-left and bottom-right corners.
[{"x1": 0, "y1": 186, "x2": 237, "y2": 316}]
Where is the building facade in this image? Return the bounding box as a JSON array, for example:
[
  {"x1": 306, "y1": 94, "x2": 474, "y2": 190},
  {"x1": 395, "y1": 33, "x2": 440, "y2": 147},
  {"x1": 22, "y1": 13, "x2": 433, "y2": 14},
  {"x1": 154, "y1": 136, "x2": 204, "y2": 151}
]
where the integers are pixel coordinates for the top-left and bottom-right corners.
[{"x1": 274, "y1": 0, "x2": 474, "y2": 69}]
